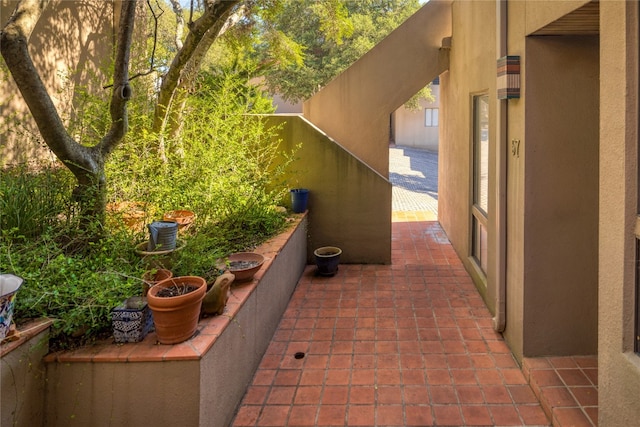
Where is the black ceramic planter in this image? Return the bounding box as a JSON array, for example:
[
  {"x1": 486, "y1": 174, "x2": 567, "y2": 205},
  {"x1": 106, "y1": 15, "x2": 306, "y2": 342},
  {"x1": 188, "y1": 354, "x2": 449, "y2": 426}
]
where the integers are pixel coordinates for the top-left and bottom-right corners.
[{"x1": 313, "y1": 246, "x2": 342, "y2": 276}]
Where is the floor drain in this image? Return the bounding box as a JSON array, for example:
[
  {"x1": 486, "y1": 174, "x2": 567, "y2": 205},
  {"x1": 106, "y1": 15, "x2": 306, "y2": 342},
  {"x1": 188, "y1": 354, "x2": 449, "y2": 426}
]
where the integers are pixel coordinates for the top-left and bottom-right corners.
[{"x1": 294, "y1": 352, "x2": 305, "y2": 359}]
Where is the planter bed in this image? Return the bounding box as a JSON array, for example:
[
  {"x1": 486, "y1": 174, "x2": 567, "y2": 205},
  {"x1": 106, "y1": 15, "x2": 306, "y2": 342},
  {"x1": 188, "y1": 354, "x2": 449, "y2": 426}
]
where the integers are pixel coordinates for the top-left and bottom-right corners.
[
  {"x1": 40, "y1": 215, "x2": 307, "y2": 427},
  {"x1": 1, "y1": 319, "x2": 53, "y2": 427}
]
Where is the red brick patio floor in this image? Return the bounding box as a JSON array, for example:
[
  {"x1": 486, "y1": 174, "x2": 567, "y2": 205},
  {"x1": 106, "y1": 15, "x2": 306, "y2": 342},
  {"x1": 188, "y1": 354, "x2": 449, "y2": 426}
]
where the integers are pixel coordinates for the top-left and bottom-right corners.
[{"x1": 232, "y1": 213, "x2": 596, "y2": 426}]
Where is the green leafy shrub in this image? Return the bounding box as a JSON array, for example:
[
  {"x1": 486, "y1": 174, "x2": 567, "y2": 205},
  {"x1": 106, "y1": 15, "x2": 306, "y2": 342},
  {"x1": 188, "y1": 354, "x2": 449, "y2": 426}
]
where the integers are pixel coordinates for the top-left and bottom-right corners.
[
  {"x1": 2, "y1": 227, "x2": 142, "y2": 349},
  {"x1": 1, "y1": 66, "x2": 297, "y2": 350},
  {"x1": 0, "y1": 164, "x2": 75, "y2": 237}
]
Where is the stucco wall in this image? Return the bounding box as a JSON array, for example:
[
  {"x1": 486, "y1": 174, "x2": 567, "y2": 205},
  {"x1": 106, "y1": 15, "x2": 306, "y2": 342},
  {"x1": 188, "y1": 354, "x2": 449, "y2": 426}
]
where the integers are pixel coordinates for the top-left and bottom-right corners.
[
  {"x1": 393, "y1": 84, "x2": 440, "y2": 152},
  {"x1": 303, "y1": 0, "x2": 451, "y2": 178},
  {"x1": 439, "y1": 0, "x2": 497, "y2": 312},
  {"x1": 523, "y1": 35, "x2": 599, "y2": 356},
  {"x1": 440, "y1": 0, "x2": 599, "y2": 361},
  {"x1": 599, "y1": 1, "x2": 640, "y2": 424},
  {"x1": 1, "y1": 324, "x2": 50, "y2": 427},
  {"x1": 267, "y1": 115, "x2": 392, "y2": 264}
]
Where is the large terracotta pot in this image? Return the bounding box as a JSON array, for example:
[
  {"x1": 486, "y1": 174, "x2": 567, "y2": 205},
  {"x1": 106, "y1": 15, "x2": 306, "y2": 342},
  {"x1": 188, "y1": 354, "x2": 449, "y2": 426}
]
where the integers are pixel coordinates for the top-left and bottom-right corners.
[{"x1": 147, "y1": 276, "x2": 206, "y2": 344}]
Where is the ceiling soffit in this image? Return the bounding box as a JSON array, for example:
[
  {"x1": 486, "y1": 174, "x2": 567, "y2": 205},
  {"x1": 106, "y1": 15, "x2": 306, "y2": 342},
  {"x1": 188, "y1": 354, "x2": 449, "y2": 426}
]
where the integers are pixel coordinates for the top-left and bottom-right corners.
[{"x1": 532, "y1": 1, "x2": 599, "y2": 36}]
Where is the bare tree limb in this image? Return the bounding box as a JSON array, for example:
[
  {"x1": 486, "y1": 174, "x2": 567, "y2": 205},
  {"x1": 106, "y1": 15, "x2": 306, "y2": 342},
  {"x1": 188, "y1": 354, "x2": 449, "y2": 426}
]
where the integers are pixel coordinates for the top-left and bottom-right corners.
[
  {"x1": 152, "y1": 0, "x2": 241, "y2": 133},
  {"x1": 98, "y1": 0, "x2": 138, "y2": 158},
  {"x1": 168, "y1": 0, "x2": 185, "y2": 50}
]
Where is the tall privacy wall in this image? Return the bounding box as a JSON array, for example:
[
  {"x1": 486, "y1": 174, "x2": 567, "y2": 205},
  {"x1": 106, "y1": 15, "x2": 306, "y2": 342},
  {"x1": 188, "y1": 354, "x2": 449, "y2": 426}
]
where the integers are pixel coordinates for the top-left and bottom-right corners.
[{"x1": 267, "y1": 115, "x2": 392, "y2": 264}]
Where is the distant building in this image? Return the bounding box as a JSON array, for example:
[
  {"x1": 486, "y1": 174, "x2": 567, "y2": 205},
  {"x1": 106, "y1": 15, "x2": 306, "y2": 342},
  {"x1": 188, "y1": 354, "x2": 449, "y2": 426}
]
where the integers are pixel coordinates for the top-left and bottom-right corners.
[{"x1": 391, "y1": 78, "x2": 439, "y2": 151}]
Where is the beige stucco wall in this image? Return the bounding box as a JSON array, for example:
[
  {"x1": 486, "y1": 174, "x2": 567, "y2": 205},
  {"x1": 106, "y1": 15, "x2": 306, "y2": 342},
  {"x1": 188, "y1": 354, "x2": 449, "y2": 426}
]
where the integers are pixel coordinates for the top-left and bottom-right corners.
[
  {"x1": 523, "y1": 35, "x2": 599, "y2": 356},
  {"x1": 0, "y1": 0, "x2": 118, "y2": 166},
  {"x1": 1, "y1": 325, "x2": 50, "y2": 427},
  {"x1": 599, "y1": 1, "x2": 640, "y2": 424},
  {"x1": 303, "y1": 0, "x2": 451, "y2": 179},
  {"x1": 439, "y1": 0, "x2": 497, "y2": 313},
  {"x1": 440, "y1": 0, "x2": 598, "y2": 361},
  {"x1": 393, "y1": 84, "x2": 440, "y2": 151},
  {"x1": 272, "y1": 93, "x2": 303, "y2": 114},
  {"x1": 268, "y1": 115, "x2": 392, "y2": 264}
]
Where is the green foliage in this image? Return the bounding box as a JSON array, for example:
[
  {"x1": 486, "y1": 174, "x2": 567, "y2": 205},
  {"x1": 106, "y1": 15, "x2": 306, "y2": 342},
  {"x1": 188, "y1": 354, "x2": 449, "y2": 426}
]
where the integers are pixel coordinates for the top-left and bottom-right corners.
[
  {"x1": 2, "y1": 226, "x2": 142, "y2": 349},
  {"x1": 256, "y1": 0, "x2": 426, "y2": 104},
  {"x1": 0, "y1": 164, "x2": 75, "y2": 238},
  {"x1": 2, "y1": 63, "x2": 296, "y2": 350}
]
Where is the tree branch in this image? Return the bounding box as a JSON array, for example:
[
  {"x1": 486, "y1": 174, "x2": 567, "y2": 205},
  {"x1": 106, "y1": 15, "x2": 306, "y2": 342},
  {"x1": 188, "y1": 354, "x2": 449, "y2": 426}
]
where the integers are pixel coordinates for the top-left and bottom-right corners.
[
  {"x1": 97, "y1": 0, "x2": 138, "y2": 158},
  {"x1": 152, "y1": 0, "x2": 241, "y2": 133},
  {"x1": 168, "y1": 0, "x2": 185, "y2": 51},
  {"x1": 0, "y1": 0, "x2": 92, "y2": 175}
]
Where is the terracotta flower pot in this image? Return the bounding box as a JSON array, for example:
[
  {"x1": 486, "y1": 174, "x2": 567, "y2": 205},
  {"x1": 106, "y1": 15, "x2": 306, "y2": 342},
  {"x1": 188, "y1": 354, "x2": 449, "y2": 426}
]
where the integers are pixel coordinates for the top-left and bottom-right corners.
[
  {"x1": 141, "y1": 268, "x2": 173, "y2": 296},
  {"x1": 163, "y1": 210, "x2": 195, "y2": 231},
  {"x1": 107, "y1": 201, "x2": 148, "y2": 233},
  {"x1": 225, "y1": 252, "x2": 265, "y2": 282},
  {"x1": 147, "y1": 276, "x2": 206, "y2": 344}
]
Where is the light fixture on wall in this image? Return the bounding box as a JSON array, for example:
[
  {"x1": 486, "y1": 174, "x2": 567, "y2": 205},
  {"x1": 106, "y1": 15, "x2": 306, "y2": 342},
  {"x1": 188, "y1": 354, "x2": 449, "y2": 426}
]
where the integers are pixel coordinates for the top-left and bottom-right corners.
[{"x1": 497, "y1": 56, "x2": 520, "y2": 99}]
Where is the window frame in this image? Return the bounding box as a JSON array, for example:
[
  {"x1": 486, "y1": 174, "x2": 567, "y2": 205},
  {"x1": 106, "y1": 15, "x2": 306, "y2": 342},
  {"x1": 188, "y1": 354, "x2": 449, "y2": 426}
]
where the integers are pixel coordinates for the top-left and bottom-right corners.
[
  {"x1": 471, "y1": 94, "x2": 490, "y2": 275},
  {"x1": 425, "y1": 108, "x2": 439, "y2": 127}
]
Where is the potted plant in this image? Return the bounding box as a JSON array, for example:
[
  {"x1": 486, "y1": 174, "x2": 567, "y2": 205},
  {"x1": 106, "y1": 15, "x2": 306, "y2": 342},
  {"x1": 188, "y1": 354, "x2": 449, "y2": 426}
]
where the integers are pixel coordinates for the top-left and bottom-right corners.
[
  {"x1": 163, "y1": 209, "x2": 195, "y2": 231},
  {"x1": 111, "y1": 296, "x2": 154, "y2": 343},
  {"x1": 0, "y1": 274, "x2": 23, "y2": 341},
  {"x1": 146, "y1": 276, "x2": 207, "y2": 344},
  {"x1": 313, "y1": 246, "x2": 342, "y2": 277}
]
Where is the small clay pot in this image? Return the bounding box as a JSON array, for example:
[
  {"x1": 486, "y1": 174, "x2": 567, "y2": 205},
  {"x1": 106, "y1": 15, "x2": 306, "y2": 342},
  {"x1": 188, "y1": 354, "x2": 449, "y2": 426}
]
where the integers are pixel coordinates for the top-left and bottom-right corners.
[
  {"x1": 163, "y1": 210, "x2": 195, "y2": 231},
  {"x1": 225, "y1": 252, "x2": 265, "y2": 282}
]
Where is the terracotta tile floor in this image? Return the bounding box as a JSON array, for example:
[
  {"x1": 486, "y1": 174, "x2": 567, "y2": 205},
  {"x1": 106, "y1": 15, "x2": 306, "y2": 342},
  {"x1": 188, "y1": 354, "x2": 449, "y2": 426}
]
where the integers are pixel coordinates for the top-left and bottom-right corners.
[
  {"x1": 232, "y1": 215, "x2": 554, "y2": 426},
  {"x1": 523, "y1": 356, "x2": 598, "y2": 427}
]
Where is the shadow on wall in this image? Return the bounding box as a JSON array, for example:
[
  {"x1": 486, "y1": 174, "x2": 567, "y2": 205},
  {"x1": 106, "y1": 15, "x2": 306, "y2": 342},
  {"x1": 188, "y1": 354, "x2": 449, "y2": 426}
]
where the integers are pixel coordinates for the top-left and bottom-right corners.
[
  {"x1": 266, "y1": 114, "x2": 393, "y2": 264},
  {"x1": 0, "y1": 1, "x2": 143, "y2": 166}
]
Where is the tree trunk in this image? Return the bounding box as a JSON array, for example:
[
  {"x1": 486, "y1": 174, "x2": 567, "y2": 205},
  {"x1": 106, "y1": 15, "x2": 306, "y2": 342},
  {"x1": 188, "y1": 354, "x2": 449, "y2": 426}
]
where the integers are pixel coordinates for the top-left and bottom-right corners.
[{"x1": 0, "y1": 0, "x2": 138, "y2": 230}]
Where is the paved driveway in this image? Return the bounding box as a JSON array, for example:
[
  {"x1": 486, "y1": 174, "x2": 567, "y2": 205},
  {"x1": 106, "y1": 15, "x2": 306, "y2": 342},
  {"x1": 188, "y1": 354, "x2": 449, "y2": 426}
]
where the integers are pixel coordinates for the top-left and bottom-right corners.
[{"x1": 389, "y1": 146, "x2": 438, "y2": 216}]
